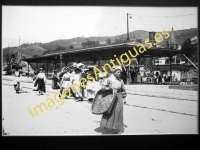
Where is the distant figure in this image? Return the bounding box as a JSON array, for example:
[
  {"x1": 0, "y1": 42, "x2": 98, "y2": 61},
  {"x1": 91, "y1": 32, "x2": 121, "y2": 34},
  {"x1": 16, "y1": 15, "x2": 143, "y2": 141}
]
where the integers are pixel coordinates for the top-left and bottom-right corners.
[
  {"x1": 58, "y1": 70, "x2": 65, "y2": 82},
  {"x1": 158, "y1": 75, "x2": 162, "y2": 84},
  {"x1": 161, "y1": 76, "x2": 165, "y2": 84},
  {"x1": 155, "y1": 72, "x2": 159, "y2": 84},
  {"x1": 164, "y1": 75, "x2": 168, "y2": 82},
  {"x1": 52, "y1": 70, "x2": 60, "y2": 89},
  {"x1": 131, "y1": 69, "x2": 135, "y2": 83},
  {"x1": 71, "y1": 67, "x2": 83, "y2": 102},
  {"x1": 13, "y1": 68, "x2": 23, "y2": 93},
  {"x1": 173, "y1": 74, "x2": 177, "y2": 82},
  {"x1": 129, "y1": 66, "x2": 134, "y2": 82},
  {"x1": 121, "y1": 67, "x2": 127, "y2": 84},
  {"x1": 59, "y1": 68, "x2": 71, "y2": 98},
  {"x1": 86, "y1": 73, "x2": 99, "y2": 103},
  {"x1": 153, "y1": 74, "x2": 158, "y2": 84},
  {"x1": 37, "y1": 68, "x2": 46, "y2": 95}
]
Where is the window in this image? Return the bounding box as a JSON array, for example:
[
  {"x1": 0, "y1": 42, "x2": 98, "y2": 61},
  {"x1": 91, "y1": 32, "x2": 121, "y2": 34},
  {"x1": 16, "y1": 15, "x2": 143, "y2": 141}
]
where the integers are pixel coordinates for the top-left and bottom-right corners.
[{"x1": 176, "y1": 56, "x2": 180, "y2": 64}]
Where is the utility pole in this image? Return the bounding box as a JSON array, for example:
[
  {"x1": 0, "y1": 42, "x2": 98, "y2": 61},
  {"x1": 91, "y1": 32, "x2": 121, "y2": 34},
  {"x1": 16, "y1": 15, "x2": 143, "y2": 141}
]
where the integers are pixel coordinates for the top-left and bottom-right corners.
[
  {"x1": 127, "y1": 13, "x2": 132, "y2": 42},
  {"x1": 7, "y1": 44, "x2": 9, "y2": 65},
  {"x1": 18, "y1": 36, "x2": 21, "y2": 63}
]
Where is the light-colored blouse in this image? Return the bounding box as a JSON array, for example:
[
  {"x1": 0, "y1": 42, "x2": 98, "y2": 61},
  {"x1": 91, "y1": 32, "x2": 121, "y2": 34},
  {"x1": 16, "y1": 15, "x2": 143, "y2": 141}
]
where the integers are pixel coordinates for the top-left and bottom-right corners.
[
  {"x1": 37, "y1": 73, "x2": 46, "y2": 82},
  {"x1": 105, "y1": 74, "x2": 125, "y2": 91}
]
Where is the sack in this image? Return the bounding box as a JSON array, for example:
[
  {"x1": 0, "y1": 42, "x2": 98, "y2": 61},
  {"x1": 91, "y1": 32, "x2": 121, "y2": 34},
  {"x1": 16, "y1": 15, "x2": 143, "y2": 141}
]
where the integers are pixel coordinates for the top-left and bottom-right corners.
[
  {"x1": 34, "y1": 78, "x2": 38, "y2": 87},
  {"x1": 91, "y1": 88, "x2": 115, "y2": 115},
  {"x1": 14, "y1": 83, "x2": 20, "y2": 91}
]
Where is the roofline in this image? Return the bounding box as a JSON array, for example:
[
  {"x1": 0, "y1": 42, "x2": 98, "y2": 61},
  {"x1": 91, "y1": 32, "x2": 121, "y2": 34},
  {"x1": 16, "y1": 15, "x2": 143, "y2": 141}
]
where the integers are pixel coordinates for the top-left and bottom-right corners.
[
  {"x1": 43, "y1": 42, "x2": 136, "y2": 57},
  {"x1": 22, "y1": 42, "x2": 191, "y2": 61}
]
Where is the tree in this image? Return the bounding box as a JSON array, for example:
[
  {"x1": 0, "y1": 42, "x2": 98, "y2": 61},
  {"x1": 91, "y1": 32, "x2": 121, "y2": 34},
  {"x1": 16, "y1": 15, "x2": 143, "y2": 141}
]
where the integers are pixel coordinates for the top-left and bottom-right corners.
[
  {"x1": 114, "y1": 38, "x2": 124, "y2": 44},
  {"x1": 69, "y1": 45, "x2": 74, "y2": 49},
  {"x1": 43, "y1": 51, "x2": 50, "y2": 55},
  {"x1": 33, "y1": 55, "x2": 38, "y2": 58},
  {"x1": 55, "y1": 45, "x2": 65, "y2": 51},
  {"x1": 81, "y1": 39, "x2": 100, "y2": 48},
  {"x1": 106, "y1": 38, "x2": 111, "y2": 45}
]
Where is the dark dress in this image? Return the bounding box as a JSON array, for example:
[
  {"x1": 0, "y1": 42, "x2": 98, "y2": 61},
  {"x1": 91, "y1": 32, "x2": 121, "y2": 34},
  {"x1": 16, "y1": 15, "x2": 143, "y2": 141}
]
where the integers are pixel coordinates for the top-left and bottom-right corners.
[
  {"x1": 14, "y1": 71, "x2": 21, "y2": 92},
  {"x1": 37, "y1": 73, "x2": 46, "y2": 93},
  {"x1": 52, "y1": 73, "x2": 60, "y2": 89},
  {"x1": 100, "y1": 74, "x2": 126, "y2": 133}
]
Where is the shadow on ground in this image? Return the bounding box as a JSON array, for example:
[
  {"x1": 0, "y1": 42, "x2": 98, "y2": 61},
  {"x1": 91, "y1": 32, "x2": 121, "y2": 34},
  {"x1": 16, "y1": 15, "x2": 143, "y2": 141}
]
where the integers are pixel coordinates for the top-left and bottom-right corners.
[{"x1": 94, "y1": 127, "x2": 112, "y2": 135}]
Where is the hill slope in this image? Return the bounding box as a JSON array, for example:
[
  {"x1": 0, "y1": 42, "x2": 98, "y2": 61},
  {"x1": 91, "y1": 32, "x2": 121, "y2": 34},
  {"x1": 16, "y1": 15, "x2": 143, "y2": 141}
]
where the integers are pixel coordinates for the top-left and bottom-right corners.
[{"x1": 3, "y1": 28, "x2": 197, "y2": 65}]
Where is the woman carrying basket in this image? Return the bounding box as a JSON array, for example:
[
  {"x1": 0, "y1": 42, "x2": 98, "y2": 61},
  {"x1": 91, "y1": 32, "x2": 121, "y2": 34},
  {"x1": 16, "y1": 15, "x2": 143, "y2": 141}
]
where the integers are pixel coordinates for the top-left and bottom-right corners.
[{"x1": 100, "y1": 66, "x2": 126, "y2": 134}]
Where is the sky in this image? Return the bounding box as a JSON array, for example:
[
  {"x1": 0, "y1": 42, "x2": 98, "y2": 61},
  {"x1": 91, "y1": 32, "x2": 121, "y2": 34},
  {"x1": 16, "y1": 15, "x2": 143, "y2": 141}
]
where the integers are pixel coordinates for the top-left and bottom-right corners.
[{"x1": 2, "y1": 6, "x2": 198, "y2": 48}]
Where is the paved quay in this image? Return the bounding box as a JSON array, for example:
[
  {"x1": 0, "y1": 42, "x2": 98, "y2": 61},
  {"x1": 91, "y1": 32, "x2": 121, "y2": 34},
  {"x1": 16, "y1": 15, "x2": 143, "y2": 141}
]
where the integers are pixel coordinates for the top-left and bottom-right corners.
[
  {"x1": 2, "y1": 75, "x2": 198, "y2": 101},
  {"x1": 2, "y1": 83, "x2": 198, "y2": 135}
]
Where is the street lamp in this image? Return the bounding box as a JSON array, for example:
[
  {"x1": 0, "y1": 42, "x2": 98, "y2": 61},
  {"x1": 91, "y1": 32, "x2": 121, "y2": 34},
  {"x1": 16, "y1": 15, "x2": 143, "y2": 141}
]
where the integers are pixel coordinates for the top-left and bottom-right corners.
[{"x1": 127, "y1": 13, "x2": 132, "y2": 42}]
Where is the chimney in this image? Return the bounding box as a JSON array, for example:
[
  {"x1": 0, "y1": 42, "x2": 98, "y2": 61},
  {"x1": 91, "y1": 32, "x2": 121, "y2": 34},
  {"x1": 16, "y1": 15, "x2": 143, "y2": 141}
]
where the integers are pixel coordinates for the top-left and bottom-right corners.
[{"x1": 149, "y1": 32, "x2": 156, "y2": 47}]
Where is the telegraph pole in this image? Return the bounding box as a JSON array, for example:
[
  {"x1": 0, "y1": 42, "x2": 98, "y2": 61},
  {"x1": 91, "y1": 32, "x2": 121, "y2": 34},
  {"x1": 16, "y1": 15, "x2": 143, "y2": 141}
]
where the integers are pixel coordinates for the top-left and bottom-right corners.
[
  {"x1": 7, "y1": 44, "x2": 9, "y2": 65},
  {"x1": 18, "y1": 36, "x2": 21, "y2": 63},
  {"x1": 127, "y1": 13, "x2": 132, "y2": 42}
]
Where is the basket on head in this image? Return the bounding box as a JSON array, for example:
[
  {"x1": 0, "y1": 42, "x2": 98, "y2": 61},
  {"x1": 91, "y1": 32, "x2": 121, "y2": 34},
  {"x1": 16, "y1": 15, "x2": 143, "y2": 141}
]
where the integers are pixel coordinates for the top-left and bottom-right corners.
[{"x1": 91, "y1": 88, "x2": 115, "y2": 115}]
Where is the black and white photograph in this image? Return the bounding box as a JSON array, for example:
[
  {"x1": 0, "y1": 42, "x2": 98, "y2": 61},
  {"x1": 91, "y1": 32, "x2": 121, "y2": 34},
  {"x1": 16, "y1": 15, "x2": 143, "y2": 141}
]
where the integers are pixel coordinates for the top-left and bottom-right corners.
[{"x1": 2, "y1": 6, "x2": 198, "y2": 135}]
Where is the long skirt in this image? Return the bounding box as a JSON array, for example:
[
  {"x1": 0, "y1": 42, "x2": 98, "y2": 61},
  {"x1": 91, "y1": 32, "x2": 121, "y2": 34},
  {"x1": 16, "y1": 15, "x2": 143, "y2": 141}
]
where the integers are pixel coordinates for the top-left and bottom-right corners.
[
  {"x1": 100, "y1": 91, "x2": 124, "y2": 133},
  {"x1": 14, "y1": 77, "x2": 23, "y2": 91},
  {"x1": 14, "y1": 82, "x2": 22, "y2": 91},
  {"x1": 60, "y1": 81, "x2": 71, "y2": 97},
  {"x1": 52, "y1": 77, "x2": 60, "y2": 89},
  {"x1": 71, "y1": 81, "x2": 83, "y2": 98},
  {"x1": 38, "y1": 78, "x2": 46, "y2": 93}
]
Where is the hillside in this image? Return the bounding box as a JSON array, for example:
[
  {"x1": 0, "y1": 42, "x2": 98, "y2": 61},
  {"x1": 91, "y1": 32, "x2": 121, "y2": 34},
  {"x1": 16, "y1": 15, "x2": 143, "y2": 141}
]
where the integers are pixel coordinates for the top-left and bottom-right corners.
[
  {"x1": 3, "y1": 44, "x2": 47, "y2": 64},
  {"x1": 3, "y1": 28, "x2": 197, "y2": 65}
]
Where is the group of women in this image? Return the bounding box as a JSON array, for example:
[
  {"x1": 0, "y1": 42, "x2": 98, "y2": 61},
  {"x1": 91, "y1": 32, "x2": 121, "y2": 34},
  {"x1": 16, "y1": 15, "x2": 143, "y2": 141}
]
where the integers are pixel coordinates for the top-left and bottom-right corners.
[
  {"x1": 13, "y1": 64, "x2": 127, "y2": 134},
  {"x1": 55, "y1": 65, "x2": 127, "y2": 134},
  {"x1": 57, "y1": 65, "x2": 102, "y2": 102}
]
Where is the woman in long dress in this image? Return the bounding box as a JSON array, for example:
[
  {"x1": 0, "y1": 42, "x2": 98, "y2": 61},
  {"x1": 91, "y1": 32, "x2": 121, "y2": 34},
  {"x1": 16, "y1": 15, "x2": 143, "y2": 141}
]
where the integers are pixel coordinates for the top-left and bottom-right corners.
[
  {"x1": 71, "y1": 68, "x2": 83, "y2": 102},
  {"x1": 13, "y1": 68, "x2": 23, "y2": 93},
  {"x1": 52, "y1": 70, "x2": 60, "y2": 89},
  {"x1": 59, "y1": 68, "x2": 71, "y2": 98},
  {"x1": 37, "y1": 68, "x2": 46, "y2": 95},
  {"x1": 100, "y1": 66, "x2": 126, "y2": 134}
]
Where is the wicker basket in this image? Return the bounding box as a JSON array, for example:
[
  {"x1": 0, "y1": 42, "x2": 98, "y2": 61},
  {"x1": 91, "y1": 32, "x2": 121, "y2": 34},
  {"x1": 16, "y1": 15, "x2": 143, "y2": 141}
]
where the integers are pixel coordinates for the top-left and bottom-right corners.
[{"x1": 91, "y1": 88, "x2": 115, "y2": 115}]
